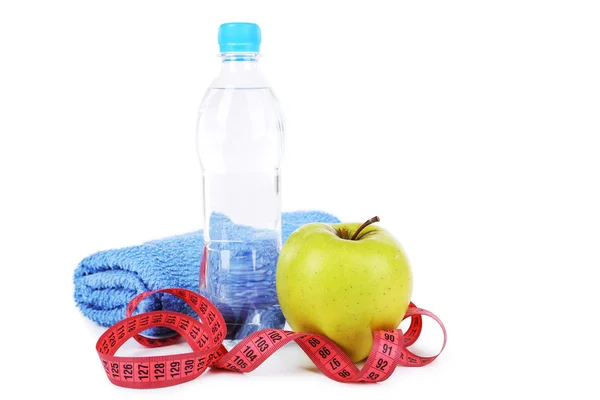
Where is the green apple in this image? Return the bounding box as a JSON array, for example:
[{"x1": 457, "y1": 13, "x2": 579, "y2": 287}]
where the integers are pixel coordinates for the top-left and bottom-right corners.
[{"x1": 276, "y1": 217, "x2": 412, "y2": 362}]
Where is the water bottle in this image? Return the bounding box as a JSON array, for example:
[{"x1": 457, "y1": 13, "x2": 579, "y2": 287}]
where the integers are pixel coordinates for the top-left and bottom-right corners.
[{"x1": 196, "y1": 22, "x2": 285, "y2": 346}]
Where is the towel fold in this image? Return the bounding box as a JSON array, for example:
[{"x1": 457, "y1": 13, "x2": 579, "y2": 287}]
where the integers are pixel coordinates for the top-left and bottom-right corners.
[{"x1": 74, "y1": 211, "x2": 339, "y2": 333}]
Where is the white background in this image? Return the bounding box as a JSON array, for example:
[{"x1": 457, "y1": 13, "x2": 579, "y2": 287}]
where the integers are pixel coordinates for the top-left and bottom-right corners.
[{"x1": 1, "y1": 0, "x2": 599, "y2": 398}]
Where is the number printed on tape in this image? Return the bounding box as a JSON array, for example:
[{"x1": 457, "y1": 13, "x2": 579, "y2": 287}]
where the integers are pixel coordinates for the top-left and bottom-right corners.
[{"x1": 96, "y1": 288, "x2": 446, "y2": 388}]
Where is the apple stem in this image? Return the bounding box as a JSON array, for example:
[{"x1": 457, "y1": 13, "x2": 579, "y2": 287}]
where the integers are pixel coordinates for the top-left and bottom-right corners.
[{"x1": 351, "y1": 216, "x2": 380, "y2": 240}]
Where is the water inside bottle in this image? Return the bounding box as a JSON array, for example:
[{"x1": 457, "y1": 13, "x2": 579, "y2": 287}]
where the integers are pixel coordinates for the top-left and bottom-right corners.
[
  {"x1": 200, "y1": 235, "x2": 284, "y2": 346},
  {"x1": 197, "y1": 82, "x2": 285, "y2": 346}
]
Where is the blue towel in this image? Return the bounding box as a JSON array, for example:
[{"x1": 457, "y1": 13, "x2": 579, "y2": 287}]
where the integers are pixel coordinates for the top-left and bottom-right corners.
[{"x1": 73, "y1": 211, "x2": 339, "y2": 335}]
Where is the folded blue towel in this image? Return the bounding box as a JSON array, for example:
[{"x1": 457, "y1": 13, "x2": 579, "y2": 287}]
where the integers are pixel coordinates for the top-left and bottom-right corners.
[{"x1": 73, "y1": 211, "x2": 339, "y2": 334}]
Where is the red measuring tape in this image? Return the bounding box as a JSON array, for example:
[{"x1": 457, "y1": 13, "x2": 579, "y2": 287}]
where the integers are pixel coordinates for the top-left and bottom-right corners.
[{"x1": 96, "y1": 288, "x2": 446, "y2": 388}]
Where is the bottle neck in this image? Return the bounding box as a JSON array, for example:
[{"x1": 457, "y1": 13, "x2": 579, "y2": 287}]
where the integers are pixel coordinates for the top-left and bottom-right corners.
[
  {"x1": 220, "y1": 52, "x2": 259, "y2": 72},
  {"x1": 212, "y1": 52, "x2": 267, "y2": 89}
]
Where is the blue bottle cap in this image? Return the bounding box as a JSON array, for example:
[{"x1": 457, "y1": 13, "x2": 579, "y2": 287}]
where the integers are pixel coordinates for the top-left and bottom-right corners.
[{"x1": 218, "y1": 22, "x2": 261, "y2": 53}]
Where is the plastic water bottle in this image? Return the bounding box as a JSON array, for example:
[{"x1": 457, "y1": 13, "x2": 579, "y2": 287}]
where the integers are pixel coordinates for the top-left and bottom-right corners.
[{"x1": 196, "y1": 22, "x2": 285, "y2": 346}]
